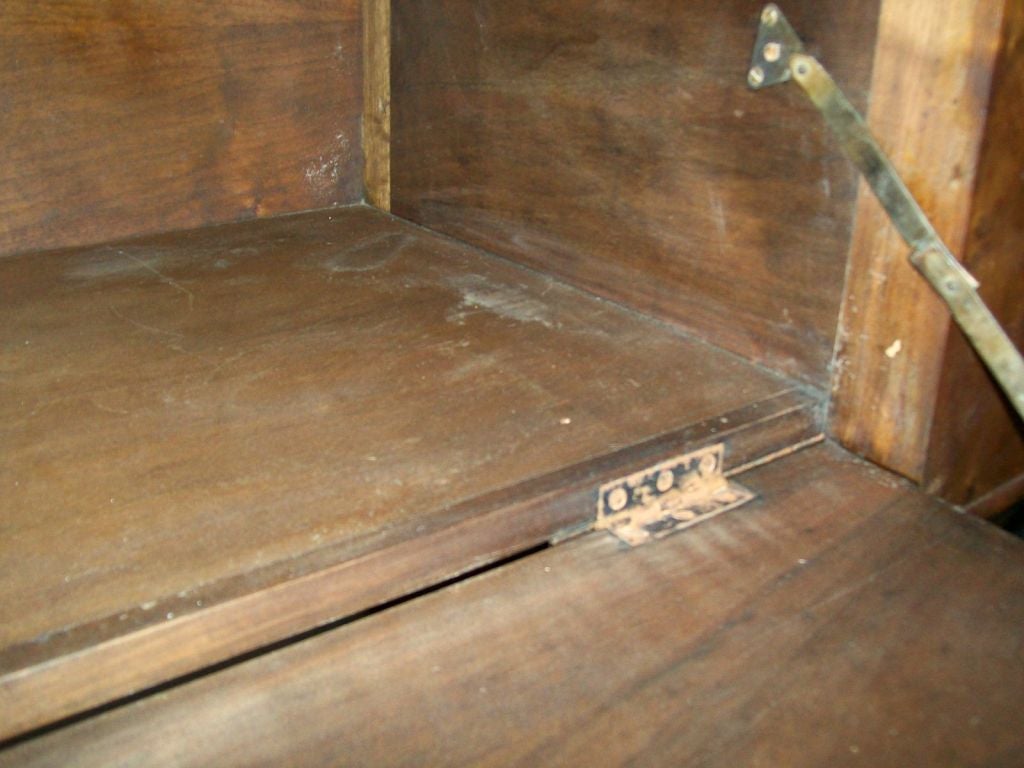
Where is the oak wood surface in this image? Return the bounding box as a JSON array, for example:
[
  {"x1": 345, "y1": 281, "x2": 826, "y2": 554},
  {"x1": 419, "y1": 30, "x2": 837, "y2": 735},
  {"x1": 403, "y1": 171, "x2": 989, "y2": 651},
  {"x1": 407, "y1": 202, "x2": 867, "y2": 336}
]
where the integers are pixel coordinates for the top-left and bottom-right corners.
[
  {"x1": 0, "y1": 0, "x2": 363, "y2": 258},
  {"x1": 0, "y1": 204, "x2": 810, "y2": 738},
  {"x1": 830, "y1": 0, "x2": 1016, "y2": 492},
  {"x1": 391, "y1": 0, "x2": 879, "y2": 385},
  {"x1": 9, "y1": 443, "x2": 1024, "y2": 766}
]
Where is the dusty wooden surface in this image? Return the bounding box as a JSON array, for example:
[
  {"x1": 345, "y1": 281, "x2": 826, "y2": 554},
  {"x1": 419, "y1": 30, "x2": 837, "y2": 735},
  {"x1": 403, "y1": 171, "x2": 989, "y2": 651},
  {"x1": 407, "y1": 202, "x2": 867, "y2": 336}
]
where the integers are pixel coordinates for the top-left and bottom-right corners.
[
  {"x1": 8, "y1": 443, "x2": 1024, "y2": 766},
  {"x1": 927, "y1": 0, "x2": 1024, "y2": 508},
  {"x1": 362, "y1": 0, "x2": 391, "y2": 209},
  {"x1": 391, "y1": 0, "x2": 878, "y2": 385},
  {"x1": 0, "y1": 205, "x2": 810, "y2": 738},
  {"x1": 831, "y1": 0, "x2": 1023, "y2": 503},
  {"x1": 0, "y1": 1, "x2": 363, "y2": 258}
]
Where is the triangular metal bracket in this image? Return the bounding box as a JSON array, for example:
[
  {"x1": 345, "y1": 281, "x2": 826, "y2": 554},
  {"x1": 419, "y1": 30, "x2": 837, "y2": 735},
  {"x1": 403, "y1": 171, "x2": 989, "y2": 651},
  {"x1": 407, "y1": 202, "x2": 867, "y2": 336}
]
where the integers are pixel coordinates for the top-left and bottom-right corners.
[{"x1": 747, "y1": 4, "x2": 804, "y2": 89}]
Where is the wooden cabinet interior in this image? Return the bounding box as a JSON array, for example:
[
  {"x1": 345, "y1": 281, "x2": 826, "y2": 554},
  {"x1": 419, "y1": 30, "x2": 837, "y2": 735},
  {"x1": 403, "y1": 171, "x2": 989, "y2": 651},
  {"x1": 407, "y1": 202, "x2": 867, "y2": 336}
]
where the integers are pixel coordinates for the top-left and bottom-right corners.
[
  {"x1": 0, "y1": 206, "x2": 818, "y2": 737},
  {"x1": 7, "y1": 445, "x2": 1024, "y2": 767},
  {"x1": 1, "y1": 0, "x2": 1022, "y2": 754}
]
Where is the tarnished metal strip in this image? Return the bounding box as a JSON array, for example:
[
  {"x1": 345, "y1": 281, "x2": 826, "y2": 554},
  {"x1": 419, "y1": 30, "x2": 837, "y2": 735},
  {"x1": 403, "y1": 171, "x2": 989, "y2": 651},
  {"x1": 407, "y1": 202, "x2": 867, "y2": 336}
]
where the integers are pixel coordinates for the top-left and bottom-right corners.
[
  {"x1": 786, "y1": 55, "x2": 978, "y2": 290},
  {"x1": 911, "y1": 246, "x2": 1024, "y2": 421},
  {"x1": 748, "y1": 4, "x2": 1024, "y2": 423},
  {"x1": 596, "y1": 444, "x2": 755, "y2": 547}
]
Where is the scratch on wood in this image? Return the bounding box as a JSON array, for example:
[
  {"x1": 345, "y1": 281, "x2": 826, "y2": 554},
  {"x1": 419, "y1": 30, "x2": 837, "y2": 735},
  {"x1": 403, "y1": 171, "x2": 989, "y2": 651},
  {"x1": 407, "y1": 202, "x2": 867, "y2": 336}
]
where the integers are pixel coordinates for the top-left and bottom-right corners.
[
  {"x1": 705, "y1": 185, "x2": 728, "y2": 256},
  {"x1": 126, "y1": 255, "x2": 195, "y2": 311},
  {"x1": 200, "y1": 351, "x2": 248, "y2": 385},
  {"x1": 108, "y1": 306, "x2": 185, "y2": 340},
  {"x1": 89, "y1": 400, "x2": 130, "y2": 416},
  {"x1": 320, "y1": 232, "x2": 408, "y2": 273}
]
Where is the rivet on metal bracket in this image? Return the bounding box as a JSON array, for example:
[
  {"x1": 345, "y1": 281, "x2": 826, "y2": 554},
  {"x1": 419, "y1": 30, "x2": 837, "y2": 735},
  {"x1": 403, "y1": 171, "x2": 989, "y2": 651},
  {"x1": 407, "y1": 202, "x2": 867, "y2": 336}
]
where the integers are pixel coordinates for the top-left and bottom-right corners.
[{"x1": 747, "y1": 3, "x2": 803, "y2": 89}]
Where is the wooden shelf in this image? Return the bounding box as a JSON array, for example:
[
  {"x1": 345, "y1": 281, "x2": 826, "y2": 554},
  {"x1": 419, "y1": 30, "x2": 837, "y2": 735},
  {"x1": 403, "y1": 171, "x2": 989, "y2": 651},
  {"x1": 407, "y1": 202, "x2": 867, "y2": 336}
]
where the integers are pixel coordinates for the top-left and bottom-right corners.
[
  {"x1": 0, "y1": 205, "x2": 816, "y2": 737},
  {"x1": 9, "y1": 444, "x2": 1024, "y2": 766}
]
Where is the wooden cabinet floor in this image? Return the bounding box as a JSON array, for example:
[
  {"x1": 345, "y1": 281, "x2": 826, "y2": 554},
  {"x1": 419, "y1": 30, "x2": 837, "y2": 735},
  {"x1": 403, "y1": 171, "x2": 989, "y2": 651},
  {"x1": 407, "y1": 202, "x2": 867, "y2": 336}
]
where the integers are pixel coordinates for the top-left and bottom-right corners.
[
  {"x1": 6, "y1": 443, "x2": 1024, "y2": 767},
  {"x1": 0, "y1": 205, "x2": 816, "y2": 738}
]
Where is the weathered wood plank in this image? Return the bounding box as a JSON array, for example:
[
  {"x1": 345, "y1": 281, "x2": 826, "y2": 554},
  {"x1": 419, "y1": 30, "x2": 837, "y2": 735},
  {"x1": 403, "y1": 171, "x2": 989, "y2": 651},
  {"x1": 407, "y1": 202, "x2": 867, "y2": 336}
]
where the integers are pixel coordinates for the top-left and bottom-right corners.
[
  {"x1": 0, "y1": 1, "x2": 364, "y2": 258},
  {"x1": 8, "y1": 444, "x2": 1023, "y2": 766}
]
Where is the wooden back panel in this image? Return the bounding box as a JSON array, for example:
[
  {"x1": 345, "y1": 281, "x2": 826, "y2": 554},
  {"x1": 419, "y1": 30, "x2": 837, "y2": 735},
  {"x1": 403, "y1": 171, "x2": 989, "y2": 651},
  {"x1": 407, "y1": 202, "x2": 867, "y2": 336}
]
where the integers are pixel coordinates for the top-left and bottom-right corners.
[
  {"x1": 0, "y1": 1, "x2": 364, "y2": 258},
  {"x1": 391, "y1": 0, "x2": 879, "y2": 384}
]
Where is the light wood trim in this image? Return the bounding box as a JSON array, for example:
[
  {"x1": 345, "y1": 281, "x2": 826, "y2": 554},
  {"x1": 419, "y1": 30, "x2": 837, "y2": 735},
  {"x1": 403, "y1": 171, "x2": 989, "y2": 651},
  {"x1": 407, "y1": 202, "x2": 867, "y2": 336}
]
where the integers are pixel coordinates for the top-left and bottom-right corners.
[
  {"x1": 830, "y1": 0, "x2": 1005, "y2": 480},
  {"x1": 362, "y1": 0, "x2": 391, "y2": 209}
]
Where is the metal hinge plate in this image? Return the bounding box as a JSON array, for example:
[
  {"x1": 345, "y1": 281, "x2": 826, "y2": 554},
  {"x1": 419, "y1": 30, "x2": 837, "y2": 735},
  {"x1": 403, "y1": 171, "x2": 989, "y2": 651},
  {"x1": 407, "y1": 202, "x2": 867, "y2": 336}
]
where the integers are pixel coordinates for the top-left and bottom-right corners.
[{"x1": 595, "y1": 444, "x2": 755, "y2": 546}]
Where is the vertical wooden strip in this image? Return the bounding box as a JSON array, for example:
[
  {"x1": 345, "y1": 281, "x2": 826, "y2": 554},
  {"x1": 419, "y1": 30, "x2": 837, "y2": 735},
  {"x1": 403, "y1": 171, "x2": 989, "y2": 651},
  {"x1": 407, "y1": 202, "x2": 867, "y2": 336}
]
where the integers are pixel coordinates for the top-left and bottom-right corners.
[
  {"x1": 925, "y1": 0, "x2": 1024, "y2": 506},
  {"x1": 362, "y1": 0, "x2": 391, "y2": 209},
  {"x1": 830, "y1": 0, "x2": 1005, "y2": 481}
]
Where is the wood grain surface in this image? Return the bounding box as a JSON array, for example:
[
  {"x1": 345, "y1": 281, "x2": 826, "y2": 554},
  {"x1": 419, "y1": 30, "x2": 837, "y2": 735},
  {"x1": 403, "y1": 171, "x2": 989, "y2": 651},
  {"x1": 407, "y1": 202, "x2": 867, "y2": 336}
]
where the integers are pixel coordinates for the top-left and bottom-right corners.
[
  {"x1": 0, "y1": 205, "x2": 811, "y2": 738},
  {"x1": 363, "y1": 0, "x2": 391, "y2": 209},
  {"x1": 8, "y1": 443, "x2": 1024, "y2": 766},
  {"x1": 830, "y1": 0, "x2": 1011, "y2": 485},
  {"x1": 0, "y1": 1, "x2": 363, "y2": 258},
  {"x1": 925, "y1": 0, "x2": 1024, "y2": 506},
  {"x1": 391, "y1": 0, "x2": 879, "y2": 384}
]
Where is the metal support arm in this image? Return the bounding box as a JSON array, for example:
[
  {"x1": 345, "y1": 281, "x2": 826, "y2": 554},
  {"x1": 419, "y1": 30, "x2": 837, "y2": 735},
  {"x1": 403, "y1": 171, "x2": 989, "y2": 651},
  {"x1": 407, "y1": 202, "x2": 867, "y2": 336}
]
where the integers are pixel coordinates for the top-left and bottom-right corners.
[{"x1": 748, "y1": 4, "x2": 1024, "y2": 422}]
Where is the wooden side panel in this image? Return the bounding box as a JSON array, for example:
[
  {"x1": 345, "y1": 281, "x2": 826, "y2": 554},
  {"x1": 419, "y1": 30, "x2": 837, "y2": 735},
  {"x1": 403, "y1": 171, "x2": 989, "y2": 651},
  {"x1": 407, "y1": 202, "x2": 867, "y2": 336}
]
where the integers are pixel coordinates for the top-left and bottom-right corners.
[
  {"x1": 0, "y1": 1, "x2": 364, "y2": 258},
  {"x1": 363, "y1": 0, "x2": 391, "y2": 209},
  {"x1": 390, "y1": 0, "x2": 879, "y2": 385},
  {"x1": 926, "y1": 1, "x2": 1024, "y2": 507},
  {"x1": 830, "y1": 0, "x2": 1006, "y2": 482},
  {"x1": 9, "y1": 444, "x2": 1024, "y2": 766}
]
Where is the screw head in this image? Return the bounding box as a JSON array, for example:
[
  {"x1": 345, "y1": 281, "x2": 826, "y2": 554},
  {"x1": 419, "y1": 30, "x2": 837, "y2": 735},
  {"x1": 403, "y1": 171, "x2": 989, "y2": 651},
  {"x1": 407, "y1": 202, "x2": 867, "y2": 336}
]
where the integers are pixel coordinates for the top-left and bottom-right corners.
[
  {"x1": 748, "y1": 66, "x2": 765, "y2": 87},
  {"x1": 763, "y1": 42, "x2": 782, "y2": 63},
  {"x1": 656, "y1": 471, "x2": 674, "y2": 493},
  {"x1": 608, "y1": 487, "x2": 629, "y2": 512},
  {"x1": 699, "y1": 453, "x2": 718, "y2": 476},
  {"x1": 761, "y1": 5, "x2": 779, "y2": 26}
]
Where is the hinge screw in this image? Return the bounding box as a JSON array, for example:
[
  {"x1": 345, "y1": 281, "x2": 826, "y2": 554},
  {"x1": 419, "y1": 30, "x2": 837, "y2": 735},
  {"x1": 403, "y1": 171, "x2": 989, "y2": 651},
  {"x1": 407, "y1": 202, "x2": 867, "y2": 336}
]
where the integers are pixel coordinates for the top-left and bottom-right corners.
[
  {"x1": 608, "y1": 487, "x2": 629, "y2": 512},
  {"x1": 761, "y1": 5, "x2": 779, "y2": 26},
  {"x1": 748, "y1": 66, "x2": 765, "y2": 87}
]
